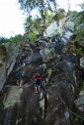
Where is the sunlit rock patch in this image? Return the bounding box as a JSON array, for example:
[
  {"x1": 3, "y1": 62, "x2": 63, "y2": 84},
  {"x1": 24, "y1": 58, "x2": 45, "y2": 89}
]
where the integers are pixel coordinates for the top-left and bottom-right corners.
[{"x1": 3, "y1": 86, "x2": 23, "y2": 108}]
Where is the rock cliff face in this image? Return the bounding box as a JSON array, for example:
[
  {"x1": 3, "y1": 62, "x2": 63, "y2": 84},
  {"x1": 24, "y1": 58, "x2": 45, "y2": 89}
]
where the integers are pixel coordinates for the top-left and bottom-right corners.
[
  {"x1": 0, "y1": 42, "x2": 22, "y2": 93},
  {"x1": 0, "y1": 46, "x2": 6, "y2": 92},
  {"x1": 0, "y1": 15, "x2": 84, "y2": 125},
  {"x1": 0, "y1": 38, "x2": 82, "y2": 125}
]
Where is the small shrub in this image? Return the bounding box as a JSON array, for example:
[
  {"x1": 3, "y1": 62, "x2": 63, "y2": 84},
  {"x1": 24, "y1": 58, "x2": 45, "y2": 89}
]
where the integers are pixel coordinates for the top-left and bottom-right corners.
[
  {"x1": 75, "y1": 27, "x2": 84, "y2": 41},
  {"x1": 76, "y1": 47, "x2": 83, "y2": 55},
  {"x1": 54, "y1": 29, "x2": 59, "y2": 35},
  {"x1": 29, "y1": 32, "x2": 37, "y2": 42}
]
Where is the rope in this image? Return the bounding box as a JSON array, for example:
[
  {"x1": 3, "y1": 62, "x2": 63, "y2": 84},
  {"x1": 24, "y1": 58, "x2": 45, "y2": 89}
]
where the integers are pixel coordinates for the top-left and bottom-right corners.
[
  {"x1": 68, "y1": 109, "x2": 84, "y2": 121},
  {"x1": 54, "y1": 88, "x2": 84, "y2": 121}
]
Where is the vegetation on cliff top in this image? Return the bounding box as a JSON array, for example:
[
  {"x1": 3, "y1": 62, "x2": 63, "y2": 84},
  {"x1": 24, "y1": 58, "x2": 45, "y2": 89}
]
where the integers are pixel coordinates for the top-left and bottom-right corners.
[{"x1": 0, "y1": 1, "x2": 84, "y2": 44}]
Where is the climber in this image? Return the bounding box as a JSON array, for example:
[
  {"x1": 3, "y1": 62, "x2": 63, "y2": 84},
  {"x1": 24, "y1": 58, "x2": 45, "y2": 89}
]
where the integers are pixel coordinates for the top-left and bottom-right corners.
[
  {"x1": 17, "y1": 69, "x2": 23, "y2": 87},
  {"x1": 33, "y1": 72, "x2": 42, "y2": 93},
  {"x1": 16, "y1": 59, "x2": 26, "y2": 87}
]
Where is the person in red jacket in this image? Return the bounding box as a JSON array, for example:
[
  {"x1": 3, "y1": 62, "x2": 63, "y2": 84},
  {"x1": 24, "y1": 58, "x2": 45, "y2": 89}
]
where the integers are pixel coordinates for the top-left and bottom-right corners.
[{"x1": 33, "y1": 72, "x2": 41, "y2": 93}]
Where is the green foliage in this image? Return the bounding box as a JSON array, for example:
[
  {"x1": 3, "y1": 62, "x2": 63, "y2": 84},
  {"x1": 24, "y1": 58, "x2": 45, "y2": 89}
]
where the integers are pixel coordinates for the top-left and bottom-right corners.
[
  {"x1": 75, "y1": 27, "x2": 84, "y2": 41},
  {"x1": 0, "y1": 35, "x2": 24, "y2": 44},
  {"x1": 18, "y1": 0, "x2": 57, "y2": 17},
  {"x1": 54, "y1": 29, "x2": 59, "y2": 35},
  {"x1": 24, "y1": 16, "x2": 33, "y2": 32},
  {"x1": 29, "y1": 32, "x2": 37, "y2": 42},
  {"x1": 75, "y1": 17, "x2": 84, "y2": 41},
  {"x1": 24, "y1": 7, "x2": 54, "y2": 32},
  {"x1": 43, "y1": 8, "x2": 53, "y2": 18},
  {"x1": 68, "y1": 10, "x2": 78, "y2": 19},
  {"x1": 9, "y1": 35, "x2": 24, "y2": 43},
  {"x1": 18, "y1": 0, "x2": 58, "y2": 33},
  {"x1": 0, "y1": 37, "x2": 9, "y2": 44},
  {"x1": 76, "y1": 47, "x2": 83, "y2": 55},
  {"x1": 73, "y1": 9, "x2": 84, "y2": 42}
]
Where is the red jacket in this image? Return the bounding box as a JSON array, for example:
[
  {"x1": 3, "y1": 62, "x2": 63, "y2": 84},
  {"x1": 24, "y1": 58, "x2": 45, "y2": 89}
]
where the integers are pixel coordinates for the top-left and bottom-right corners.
[{"x1": 33, "y1": 73, "x2": 41, "y2": 81}]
